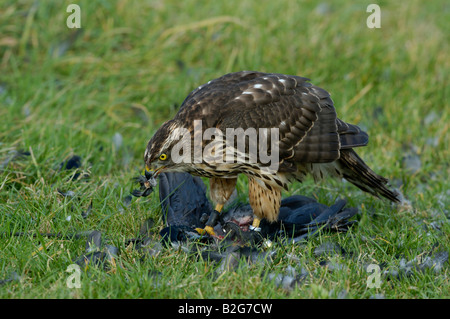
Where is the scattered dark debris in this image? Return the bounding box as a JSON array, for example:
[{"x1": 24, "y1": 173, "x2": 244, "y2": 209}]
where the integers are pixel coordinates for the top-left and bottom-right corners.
[
  {"x1": 336, "y1": 289, "x2": 349, "y2": 299},
  {"x1": 425, "y1": 136, "x2": 439, "y2": 148},
  {"x1": 3, "y1": 230, "x2": 117, "y2": 271},
  {"x1": 0, "y1": 149, "x2": 30, "y2": 171},
  {"x1": 131, "y1": 169, "x2": 157, "y2": 197},
  {"x1": 199, "y1": 244, "x2": 277, "y2": 275},
  {"x1": 312, "y1": 242, "x2": 352, "y2": 274},
  {"x1": 145, "y1": 270, "x2": 164, "y2": 286},
  {"x1": 382, "y1": 249, "x2": 449, "y2": 280},
  {"x1": 176, "y1": 59, "x2": 186, "y2": 71},
  {"x1": 57, "y1": 189, "x2": 93, "y2": 221},
  {"x1": 7, "y1": 231, "x2": 92, "y2": 240},
  {"x1": 139, "y1": 217, "x2": 155, "y2": 237},
  {"x1": 4, "y1": 165, "x2": 447, "y2": 297},
  {"x1": 60, "y1": 155, "x2": 82, "y2": 170},
  {"x1": 57, "y1": 189, "x2": 76, "y2": 198},
  {"x1": 314, "y1": 242, "x2": 346, "y2": 258},
  {"x1": 402, "y1": 153, "x2": 422, "y2": 175},
  {"x1": 81, "y1": 200, "x2": 93, "y2": 219},
  {"x1": 211, "y1": 246, "x2": 242, "y2": 273},
  {"x1": 0, "y1": 271, "x2": 21, "y2": 286},
  {"x1": 417, "y1": 250, "x2": 448, "y2": 273},
  {"x1": 112, "y1": 132, "x2": 123, "y2": 151},
  {"x1": 7, "y1": 163, "x2": 447, "y2": 294},
  {"x1": 86, "y1": 230, "x2": 102, "y2": 252},
  {"x1": 105, "y1": 245, "x2": 120, "y2": 259},
  {"x1": 264, "y1": 265, "x2": 308, "y2": 292},
  {"x1": 58, "y1": 155, "x2": 89, "y2": 180},
  {"x1": 49, "y1": 29, "x2": 83, "y2": 58},
  {"x1": 423, "y1": 110, "x2": 440, "y2": 127},
  {"x1": 74, "y1": 230, "x2": 119, "y2": 270},
  {"x1": 266, "y1": 272, "x2": 298, "y2": 291},
  {"x1": 315, "y1": 2, "x2": 332, "y2": 15},
  {"x1": 123, "y1": 217, "x2": 163, "y2": 259},
  {"x1": 319, "y1": 259, "x2": 348, "y2": 272},
  {"x1": 370, "y1": 105, "x2": 386, "y2": 125},
  {"x1": 0, "y1": 82, "x2": 7, "y2": 95},
  {"x1": 119, "y1": 194, "x2": 133, "y2": 213},
  {"x1": 22, "y1": 104, "x2": 31, "y2": 117},
  {"x1": 130, "y1": 104, "x2": 149, "y2": 124},
  {"x1": 74, "y1": 251, "x2": 110, "y2": 269},
  {"x1": 138, "y1": 237, "x2": 164, "y2": 259}
]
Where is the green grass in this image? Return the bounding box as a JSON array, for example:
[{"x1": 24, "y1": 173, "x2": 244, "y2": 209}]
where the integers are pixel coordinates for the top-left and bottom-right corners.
[{"x1": 0, "y1": 0, "x2": 448, "y2": 299}]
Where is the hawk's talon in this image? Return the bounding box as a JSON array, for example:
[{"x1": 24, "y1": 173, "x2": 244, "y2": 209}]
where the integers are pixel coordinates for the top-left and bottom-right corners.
[
  {"x1": 195, "y1": 210, "x2": 223, "y2": 237},
  {"x1": 195, "y1": 225, "x2": 216, "y2": 236},
  {"x1": 249, "y1": 225, "x2": 261, "y2": 232}
]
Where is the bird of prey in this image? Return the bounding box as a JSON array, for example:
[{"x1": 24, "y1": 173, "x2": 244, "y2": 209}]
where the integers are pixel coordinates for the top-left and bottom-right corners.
[{"x1": 144, "y1": 71, "x2": 401, "y2": 237}]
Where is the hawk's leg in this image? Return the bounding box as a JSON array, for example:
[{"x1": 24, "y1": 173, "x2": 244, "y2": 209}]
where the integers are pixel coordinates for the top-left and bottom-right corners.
[
  {"x1": 196, "y1": 177, "x2": 237, "y2": 236},
  {"x1": 219, "y1": 177, "x2": 282, "y2": 245},
  {"x1": 248, "y1": 176, "x2": 282, "y2": 235}
]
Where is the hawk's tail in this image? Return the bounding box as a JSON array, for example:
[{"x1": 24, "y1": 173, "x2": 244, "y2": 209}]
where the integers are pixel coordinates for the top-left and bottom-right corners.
[{"x1": 337, "y1": 149, "x2": 402, "y2": 203}]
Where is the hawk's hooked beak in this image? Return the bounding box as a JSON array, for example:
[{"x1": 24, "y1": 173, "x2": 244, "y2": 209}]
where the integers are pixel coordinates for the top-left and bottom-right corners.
[{"x1": 145, "y1": 164, "x2": 165, "y2": 178}]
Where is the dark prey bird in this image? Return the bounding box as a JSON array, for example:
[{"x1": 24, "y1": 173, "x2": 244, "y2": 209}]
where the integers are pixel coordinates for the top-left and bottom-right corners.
[{"x1": 144, "y1": 71, "x2": 402, "y2": 236}]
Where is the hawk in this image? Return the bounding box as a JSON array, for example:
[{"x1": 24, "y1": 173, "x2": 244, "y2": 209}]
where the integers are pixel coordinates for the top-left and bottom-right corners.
[{"x1": 144, "y1": 71, "x2": 401, "y2": 237}]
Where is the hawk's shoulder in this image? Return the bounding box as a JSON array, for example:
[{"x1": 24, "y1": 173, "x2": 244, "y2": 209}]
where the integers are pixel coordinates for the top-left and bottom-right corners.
[
  {"x1": 177, "y1": 71, "x2": 316, "y2": 110},
  {"x1": 174, "y1": 71, "x2": 338, "y2": 162},
  {"x1": 176, "y1": 71, "x2": 316, "y2": 123}
]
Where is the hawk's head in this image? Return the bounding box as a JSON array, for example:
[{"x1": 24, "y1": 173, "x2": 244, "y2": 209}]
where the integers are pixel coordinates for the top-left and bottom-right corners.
[{"x1": 144, "y1": 119, "x2": 186, "y2": 176}]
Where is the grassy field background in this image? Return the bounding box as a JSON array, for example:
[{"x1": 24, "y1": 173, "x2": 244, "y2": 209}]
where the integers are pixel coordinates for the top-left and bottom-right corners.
[{"x1": 0, "y1": 0, "x2": 448, "y2": 298}]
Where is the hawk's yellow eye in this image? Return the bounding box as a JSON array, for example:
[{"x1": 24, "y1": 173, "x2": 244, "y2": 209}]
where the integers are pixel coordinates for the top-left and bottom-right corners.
[{"x1": 159, "y1": 153, "x2": 167, "y2": 161}]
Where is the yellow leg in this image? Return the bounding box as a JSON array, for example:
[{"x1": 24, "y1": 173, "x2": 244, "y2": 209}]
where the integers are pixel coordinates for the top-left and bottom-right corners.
[
  {"x1": 250, "y1": 217, "x2": 261, "y2": 232},
  {"x1": 195, "y1": 204, "x2": 224, "y2": 236},
  {"x1": 196, "y1": 225, "x2": 215, "y2": 236}
]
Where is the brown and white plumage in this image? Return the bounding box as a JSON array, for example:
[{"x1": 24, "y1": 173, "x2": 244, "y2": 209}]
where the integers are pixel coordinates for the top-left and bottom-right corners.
[{"x1": 144, "y1": 71, "x2": 401, "y2": 227}]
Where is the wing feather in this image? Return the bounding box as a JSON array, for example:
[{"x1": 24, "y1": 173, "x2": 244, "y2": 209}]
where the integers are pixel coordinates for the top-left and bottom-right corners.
[{"x1": 174, "y1": 71, "x2": 367, "y2": 170}]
